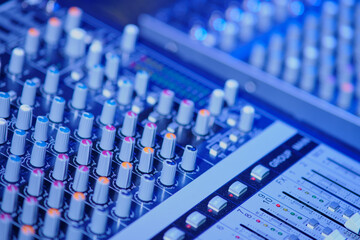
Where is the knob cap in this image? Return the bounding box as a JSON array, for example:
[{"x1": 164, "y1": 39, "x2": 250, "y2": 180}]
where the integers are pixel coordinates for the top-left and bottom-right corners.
[
  {"x1": 20, "y1": 79, "x2": 37, "y2": 106},
  {"x1": 93, "y1": 177, "x2": 109, "y2": 204},
  {"x1": 121, "y1": 24, "x2": 139, "y2": 54},
  {"x1": 27, "y1": 168, "x2": 44, "y2": 197},
  {"x1": 100, "y1": 125, "x2": 115, "y2": 150},
  {"x1": 43, "y1": 66, "x2": 60, "y2": 95},
  {"x1": 21, "y1": 196, "x2": 38, "y2": 225},
  {"x1": 8, "y1": 47, "x2": 25, "y2": 75},
  {"x1": 208, "y1": 89, "x2": 224, "y2": 116},
  {"x1": 88, "y1": 64, "x2": 104, "y2": 89},
  {"x1": 16, "y1": 104, "x2": 33, "y2": 130},
  {"x1": 49, "y1": 96, "x2": 65, "y2": 123},
  {"x1": 160, "y1": 160, "x2": 177, "y2": 186},
  {"x1": 77, "y1": 112, "x2": 94, "y2": 139},
  {"x1": 89, "y1": 208, "x2": 108, "y2": 235},
  {"x1": 0, "y1": 92, "x2": 10, "y2": 118},
  {"x1": 104, "y1": 52, "x2": 120, "y2": 80},
  {"x1": 24, "y1": 28, "x2": 40, "y2": 56},
  {"x1": 42, "y1": 208, "x2": 61, "y2": 238},
  {"x1": 140, "y1": 122, "x2": 157, "y2": 147},
  {"x1": 100, "y1": 99, "x2": 117, "y2": 125},
  {"x1": 1, "y1": 184, "x2": 18, "y2": 213},
  {"x1": 18, "y1": 225, "x2": 35, "y2": 240},
  {"x1": 194, "y1": 109, "x2": 210, "y2": 136},
  {"x1": 96, "y1": 150, "x2": 112, "y2": 177},
  {"x1": 34, "y1": 116, "x2": 49, "y2": 141},
  {"x1": 116, "y1": 162, "x2": 133, "y2": 188},
  {"x1": 5, "y1": 155, "x2": 21, "y2": 182},
  {"x1": 44, "y1": 17, "x2": 62, "y2": 45},
  {"x1": 156, "y1": 89, "x2": 174, "y2": 115},
  {"x1": 86, "y1": 40, "x2": 103, "y2": 69},
  {"x1": 30, "y1": 141, "x2": 46, "y2": 167},
  {"x1": 68, "y1": 192, "x2": 85, "y2": 221},
  {"x1": 176, "y1": 99, "x2": 194, "y2": 125},
  {"x1": 0, "y1": 213, "x2": 12, "y2": 240},
  {"x1": 134, "y1": 70, "x2": 149, "y2": 97},
  {"x1": 47, "y1": 181, "x2": 64, "y2": 209},
  {"x1": 160, "y1": 133, "x2": 176, "y2": 159},
  {"x1": 71, "y1": 83, "x2": 88, "y2": 110},
  {"x1": 54, "y1": 126, "x2": 70, "y2": 153},
  {"x1": 10, "y1": 129, "x2": 27, "y2": 155},
  {"x1": 0, "y1": 118, "x2": 8, "y2": 144},
  {"x1": 117, "y1": 79, "x2": 134, "y2": 105},
  {"x1": 138, "y1": 174, "x2": 155, "y2": 202},
  {"x1": 119, "y1": 136, "x2": 135, "y2": 162},
  {"x1": 65, "y1": 28, "x2": 86, "y2": 58},
  {"x1": 76, "y1": 139, "x2": 92, "y2": 165},
  {"x1": 72, "y1": 165, "x2": 89, "y2": 192},
  {"x1": 53, "y1": 154, "x2": 69, "y2": 181},
  {"x1": 238, "y1": 105, "x2": 255, "y2": 132},
  {"x1": 138, "y1": 147, "x2": 154, "y2": 173},
  {"x1": 224, "y1": 79, "x2": 239, "y2": 106},
  {"x1": 115, "y1": 190, "x2": 132, "y2": 218},
  {"x1": 121, "y1": 111, "x2": 137, "y2": 137},
  {"x1": 180, "y1": 145, "x2": 197, "y2": 172},
  {"x1": 64, "y1": 7, "x2": 82, "y2": 32}
]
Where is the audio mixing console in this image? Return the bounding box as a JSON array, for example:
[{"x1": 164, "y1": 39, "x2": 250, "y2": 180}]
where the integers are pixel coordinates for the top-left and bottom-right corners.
[{"x1": 0, "y1": 0, "x2": 359, "y2": 240}]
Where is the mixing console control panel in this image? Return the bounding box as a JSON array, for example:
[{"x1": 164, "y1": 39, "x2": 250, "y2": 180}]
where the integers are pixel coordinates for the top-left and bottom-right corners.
[{"x1": 0, "y1": 1, "x2": 359, "y2": 240}]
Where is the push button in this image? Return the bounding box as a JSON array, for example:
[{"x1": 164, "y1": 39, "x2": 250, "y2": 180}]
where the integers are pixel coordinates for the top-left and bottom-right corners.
[
  {"x1": 186, "y1": 211, "x2": 206, "y2": 229},
  {"x1": 208, "y1": 196, "x2": 227, "y2": 213},
  {"x1": 250, "y1": 164, "x2": 270, "y2": 181},
  {"x1": 228, "y1": 181, "x2": 247, "y2": 198},
  {"x1": 163, "y1": 227, "x2": 185, "y2": 240}
]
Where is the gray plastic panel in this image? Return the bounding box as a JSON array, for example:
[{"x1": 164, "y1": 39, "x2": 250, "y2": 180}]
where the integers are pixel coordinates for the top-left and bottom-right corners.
[{"x1": 138, "y1": 14, "x2": 360, "y2": 151}]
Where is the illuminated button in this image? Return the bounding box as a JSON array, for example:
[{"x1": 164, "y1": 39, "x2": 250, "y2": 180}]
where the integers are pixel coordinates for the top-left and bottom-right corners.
[
  {"x1": 43, "y1": 208, "x2": 61, "y2": 238},
  {"x1": 343, "y1": 209, "x2": 354, "y2": 220},
  {"x1": 163, "y1": 227, "x2": 185, "y2": 240},
  {"x1": 185, "y1": 211, "x2": 206, "y2": 229},
  {"x1": 208, "y1": 196, "x2": 227, "y2": 213},
  {"x1": 345, "y1": 212, "x2": 360, "y2": 234},
  {"x1": 68, "y1": 192, "x2": 85, "y2": 221},
  {"x1": 328, "y1": 202, "x2": 340, "y2": 212},
  {"x1": 18, "y1": 225, "x2": 35, "y2": 240},
  {"x1": 250, "y1": 164, "x2": 269, "y2": 181},
  {"x1": 228, "y1": 181, "x2": 247, "y2": 198},
  {"x1": 160, "y1": 133, "x2": 176, "y2": 159},
  {"x1": 24, "y1": 28, "x2": 40, "y2": 56},
  {"x1": 194, "y1": 109, "x2": 210, "y2": 136},
  {"x1": 307, "y1": 218, "x2": 319, "y2": 229},
  {"x1": 116, "y1": 162, "x2": 133, "y2": 188},
  {"x1": 324, "y1": 230, "x2": 346, "y2": 240},
  {"x1": 64, "y1": 7, "x2": 82, "y2": 32},
  {"x1": 322, "y1": 227, "x2": 333, "y2": 237},
  {"x1": 45, "y1": 17, "x2": 62, "y2": 45}
]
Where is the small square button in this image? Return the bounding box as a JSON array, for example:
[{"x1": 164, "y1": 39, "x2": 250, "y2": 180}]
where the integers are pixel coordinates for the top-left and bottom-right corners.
[
  {"x1": 251, "y1": 164, "x2": 270, "y2": 181},
  {"x1": 186, "y1": 211, "x2": 206, "y2": 229},
  {"x1": 321, "y1": 227, "x2": 333, "y2": 237},
  {"x1": 307, "y1": 218, "x2": 319, "y2": 229},
  {"x1": 228, "y1": 181, "x2": 247, "y2": 198},
  {"x1": 208, "y1": 196, "x2": 227, "y2": 213},
  {"x1": 163, "y1": 227, "x2": 185, "y2": 240},
  {"x1": 343, "y1": 209, "x2": 354, "y2": 220},
  {"x1": 328, "y1": 202, "x2": 339, "y2": 212}
]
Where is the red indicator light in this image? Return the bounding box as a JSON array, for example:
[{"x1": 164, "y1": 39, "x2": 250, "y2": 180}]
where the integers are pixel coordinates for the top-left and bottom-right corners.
[
  {"x1": 235, "y1": 236, "x2": 240, "y2": 239},
  {"x1": 276, "y1": 204, "x2": 280, "y2": 207},
  {"x1": 256, "y1": 219, "x2": 261, "y2": 223},
  {"x1": 208, "y1": 209, "x2": 213, "y2": 213},
  {"x1": 251, "y1": 177, "x2": 256, "y2": 181},
  {"x1": 229, "y1": 193, "x2": 234, "y2": 198},
  {"x1": 298, "y1": 187, "x2": 302, "y2": 190},
  {"x1": 186, "y1": 224, "x2": 191, "y2": 229}
]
